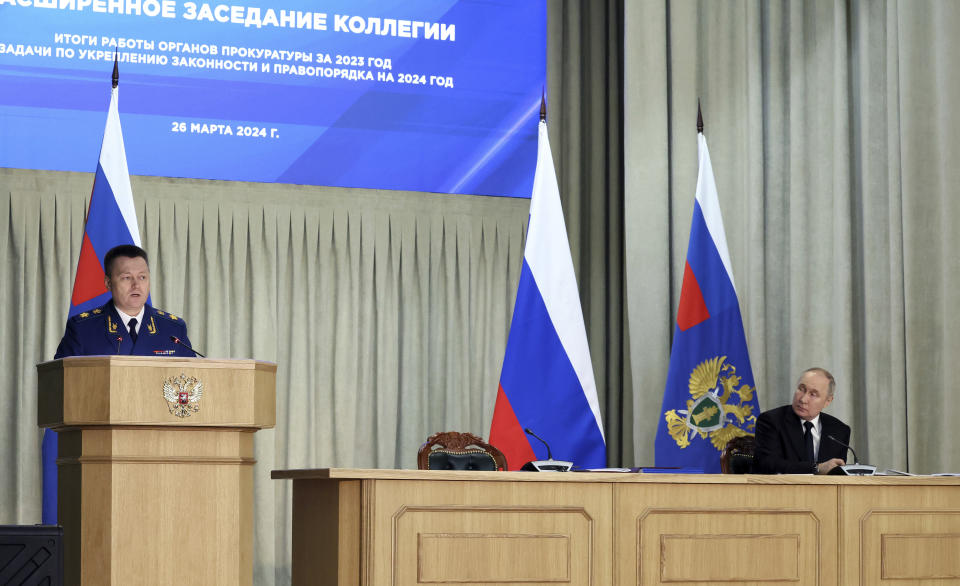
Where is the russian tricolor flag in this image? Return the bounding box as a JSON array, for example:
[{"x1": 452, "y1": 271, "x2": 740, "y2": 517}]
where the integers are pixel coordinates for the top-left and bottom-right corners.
[
  {"x1": 655, "y1": 130, "x2": 760, "y2": 473},
  {"x1": 68, "y1": 73, "x2": 143, "y2": 316},
  {"x1": 42, "y1": 66, "x2": 143, "y2": 523},
  {"x1": 489, "y1": 116, "x2": 605, "y2": 471}
]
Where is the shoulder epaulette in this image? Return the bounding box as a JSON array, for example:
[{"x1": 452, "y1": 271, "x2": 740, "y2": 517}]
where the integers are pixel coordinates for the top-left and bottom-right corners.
[
  {"x1": 72, "y1": 308, "x2": 103, "y2": 322},
  {"x1": 155, "y1": 310, "x2": 183, "y2": 323}
]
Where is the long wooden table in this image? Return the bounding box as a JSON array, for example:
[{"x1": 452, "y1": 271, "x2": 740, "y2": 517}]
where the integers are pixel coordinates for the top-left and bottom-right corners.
[{"x1": 271, "y1": 468, "x2": 960, "y2": 585}]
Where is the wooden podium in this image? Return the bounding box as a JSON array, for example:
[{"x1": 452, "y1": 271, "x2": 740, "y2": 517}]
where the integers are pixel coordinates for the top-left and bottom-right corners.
[{"x1": 37, "y1": 356, "x2": 276, "y2": 586}]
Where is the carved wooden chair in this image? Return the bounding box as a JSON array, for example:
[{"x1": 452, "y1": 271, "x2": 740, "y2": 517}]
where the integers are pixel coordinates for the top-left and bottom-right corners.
[
  {"x1": 721, "y1": 435, "x2": 756, "y2": 474},
  {"x1": 417, "y1": 431, "x2": 507, "y2": 471}
]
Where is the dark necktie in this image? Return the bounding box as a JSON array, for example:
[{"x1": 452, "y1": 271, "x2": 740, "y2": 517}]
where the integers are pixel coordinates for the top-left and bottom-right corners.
[
  {"x1": 804, "y1": 420, "x2": 815, "y2": 463},
  {"x1": 128, "y1": 318, "x2": 138, "y2": 344}
]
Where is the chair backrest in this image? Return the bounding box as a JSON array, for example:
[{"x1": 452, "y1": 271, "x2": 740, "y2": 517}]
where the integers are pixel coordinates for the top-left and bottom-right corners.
[
  {"x1": 721, "y1": 435, "x2": 756, "y2": 474},
  {"x1": 417, "y1": 431, "x2": 507, "y2": 471}
]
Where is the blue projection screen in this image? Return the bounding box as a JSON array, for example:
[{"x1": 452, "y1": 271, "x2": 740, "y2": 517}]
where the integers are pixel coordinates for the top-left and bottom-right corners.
[{"x1": 0, "y1": 0, "x2": 545, "y2": 198}]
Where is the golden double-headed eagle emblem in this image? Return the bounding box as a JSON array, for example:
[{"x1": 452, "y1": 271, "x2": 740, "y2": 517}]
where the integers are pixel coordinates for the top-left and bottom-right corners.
[
  {"x1": 664, "y1": 356, "x2": 756, "y2": 451},
  {"x1": 162, "y1": 373, "x2": 204, "y2": 418}
]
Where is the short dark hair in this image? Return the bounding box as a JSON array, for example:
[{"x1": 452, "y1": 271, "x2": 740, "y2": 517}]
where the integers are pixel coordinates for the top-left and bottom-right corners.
[{"x1": 103, "y1": 244, "x2": 149, "y2": 277}]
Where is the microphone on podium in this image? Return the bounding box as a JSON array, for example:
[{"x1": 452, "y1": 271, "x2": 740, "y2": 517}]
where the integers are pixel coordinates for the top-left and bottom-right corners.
[
  {"x1": 169, "y1": 335, "x2": 206, "y2": 358},
  {"x1": 520, "y1": 428, "x2": 573, "y2": 472},
  {"x1": 825, "y1": 435, "x2": 876, "y2": 476}
]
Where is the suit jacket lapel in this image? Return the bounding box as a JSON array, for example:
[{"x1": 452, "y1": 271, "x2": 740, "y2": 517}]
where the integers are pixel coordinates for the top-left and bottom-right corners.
[
  {"x1": 783, "y1": 408, "x2": 806, "y2": 460},
  {"x1": 141, "y1": 305, "x2": 159, "y2": 342},
  {"x1": 819, "y1": 417, "x2": 843, "y2": 461},
  {"x1": 102, "y1": 303, "x2": 131, "y2": 354}
]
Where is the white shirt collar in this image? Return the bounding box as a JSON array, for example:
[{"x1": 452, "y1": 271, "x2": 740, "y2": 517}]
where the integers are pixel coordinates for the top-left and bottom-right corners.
[
  {"x1": 802, "y1": 413, "x2": 821, "y2": 431},
  {"x1": 114, "y1": 305, "x2": 146, "y2": 334}
]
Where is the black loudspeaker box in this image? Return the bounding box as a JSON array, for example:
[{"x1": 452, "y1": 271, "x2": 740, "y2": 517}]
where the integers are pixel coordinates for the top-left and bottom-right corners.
[{"x1": 0, "y1": 525, "x2": 63, "y2": 586}]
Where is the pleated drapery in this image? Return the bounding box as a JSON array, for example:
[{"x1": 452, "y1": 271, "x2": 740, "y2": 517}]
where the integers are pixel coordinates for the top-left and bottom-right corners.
[
  {"x1": 3, "y1": 2, "x2": 960, "y2": 583},
  {"x1": 624, "y1": 0, "x2": 960, "y2": 474},
  {"x1": 0, "y1": 169, "x2": 529, "y2": 581}
]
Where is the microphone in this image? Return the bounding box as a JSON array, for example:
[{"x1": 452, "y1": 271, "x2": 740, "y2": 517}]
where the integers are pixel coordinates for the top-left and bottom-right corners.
[
  {"x1": 116, "y1": 335, "x2": 123, "y2": 354},
  {"x1": 825, "y1": 435, "x2": 876, "y2": 476},
  {"x1": 524, "y1": 428, "x2": 554, "y2": 460},
  {"x1": 169, "y1": 335, "x2": 206, "y2": 358},
  {"x1": 520, "y1": 428, "x2": 573, "y2": 472},
  {"x1": 826, "y1": 435, "x2": 861, "y2": 464}
]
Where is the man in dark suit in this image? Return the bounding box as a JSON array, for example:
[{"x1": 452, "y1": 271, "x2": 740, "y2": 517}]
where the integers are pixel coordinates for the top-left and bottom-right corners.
[
  {"x1": 755, "y1": 367, "x2": 850, "y2": 474},
  {"x1": 54, "y1": 244, "x2": 195, "y2": 359}
]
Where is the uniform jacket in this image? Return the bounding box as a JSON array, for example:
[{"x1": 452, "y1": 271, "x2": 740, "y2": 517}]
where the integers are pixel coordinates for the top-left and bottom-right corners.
[
  {"x1": 54, "y1": 301, "x2": 195, "y2": 359},
  {"x1": 754, "y1": 404, "x2": 851, "y2": 474}
]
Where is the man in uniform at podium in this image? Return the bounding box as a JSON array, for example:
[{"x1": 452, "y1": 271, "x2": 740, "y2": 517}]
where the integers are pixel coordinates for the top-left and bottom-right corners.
[
  {"x1": 54, "y1": 244, "x2": 196, "y2": 358},
  {"x1": 754, "y1": 367, "x2": 850, "y2": 474},
  {"x1": 46, "y1": 244, "x2": 197, "y2": 523}
]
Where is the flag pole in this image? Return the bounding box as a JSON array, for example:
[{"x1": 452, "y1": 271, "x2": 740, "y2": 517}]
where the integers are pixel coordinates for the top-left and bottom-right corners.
[
  {"x1": 540, "y1": 89, "x2": 546, "y2": 122},
  {"x1": 697, "y1": 99, "x2": 703, "y2": 134},
  {"x1": 112, "y1": 49, "x2": 119, "y2": 88}
]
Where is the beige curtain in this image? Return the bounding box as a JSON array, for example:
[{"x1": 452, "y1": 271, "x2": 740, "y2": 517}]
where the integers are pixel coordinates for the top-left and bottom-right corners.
[
  {"x1": 1, "y1": 4, "x2": 627, "y2": 581},
  {"x1": 0, "y1": 169, "x2": 531, "y2": 581},
  {"x1": 548, "y1": 0, "x2": 630, "y2": 465},
  {"x1": 625, "y1": 0, "x2": 960, "y2": 473},
  {"x1": 7, "y1": 0, "x2": 960, "y2": 582},
  {"x1": 3, "y1": 5, "x2": 626, "y2": 584}
]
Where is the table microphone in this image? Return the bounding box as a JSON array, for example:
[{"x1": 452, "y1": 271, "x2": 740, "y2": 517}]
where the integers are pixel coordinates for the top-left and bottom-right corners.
[
  {"x1": 169, "y1": 335, "x2": 206, "y2": 358},
  {"x1": 825, "y1": 435, "x2": 876, "y2": 476},
  {"x1": 520, "y1": 428, "x2": 573, "y2": 472}
]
